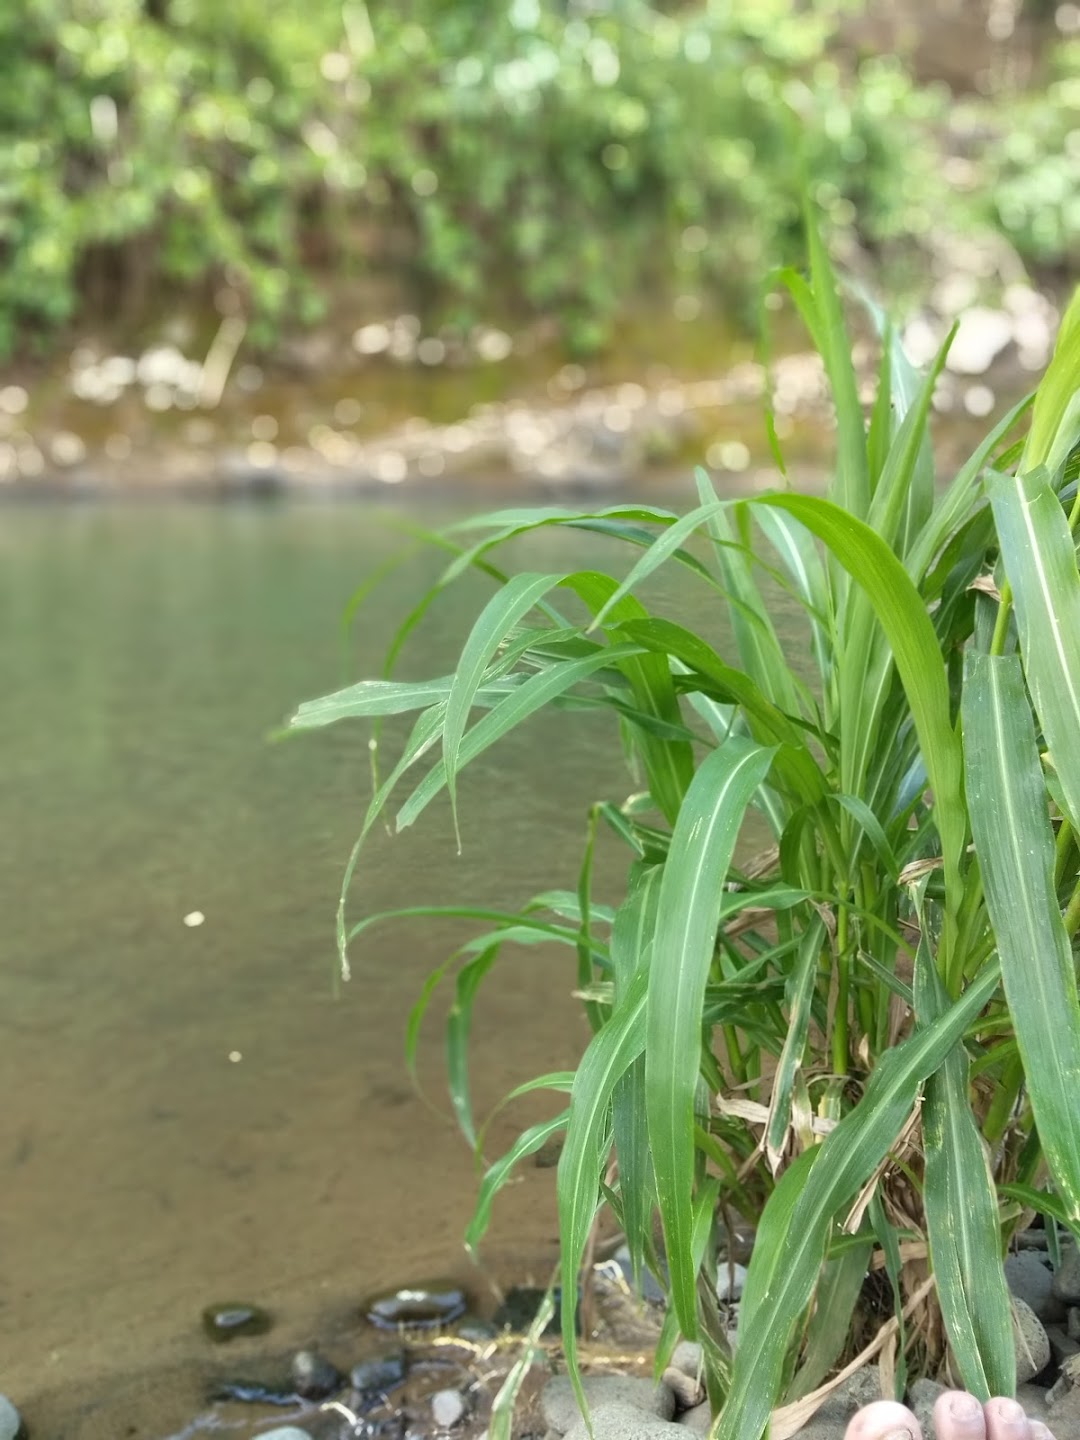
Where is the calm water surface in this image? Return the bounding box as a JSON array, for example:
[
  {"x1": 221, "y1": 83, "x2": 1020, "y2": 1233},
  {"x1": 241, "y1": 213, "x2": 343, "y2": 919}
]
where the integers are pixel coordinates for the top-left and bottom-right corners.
[{"x1": 0, "y1": 496, "x2": 781, "y2": 1433}]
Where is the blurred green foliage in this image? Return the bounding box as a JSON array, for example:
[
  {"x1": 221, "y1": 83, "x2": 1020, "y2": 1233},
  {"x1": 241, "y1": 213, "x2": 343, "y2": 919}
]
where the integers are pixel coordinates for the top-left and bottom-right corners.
[{"x1": 0, "y1": 0, "x2": 1075, "y2": 358}]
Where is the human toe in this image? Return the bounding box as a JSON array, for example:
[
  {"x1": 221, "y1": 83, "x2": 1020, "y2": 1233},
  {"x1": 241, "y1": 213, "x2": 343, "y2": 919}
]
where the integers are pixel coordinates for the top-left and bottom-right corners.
[{"x1": 844, "y1": 1399, "x2": 923, "y2": 1440}]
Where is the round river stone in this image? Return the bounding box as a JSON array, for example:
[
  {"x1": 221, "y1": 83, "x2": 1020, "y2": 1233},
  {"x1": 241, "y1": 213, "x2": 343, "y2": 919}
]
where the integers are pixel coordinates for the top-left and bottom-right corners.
[{"x1": 363, "y1": 1279, "x2": 468, "y2": 1330}]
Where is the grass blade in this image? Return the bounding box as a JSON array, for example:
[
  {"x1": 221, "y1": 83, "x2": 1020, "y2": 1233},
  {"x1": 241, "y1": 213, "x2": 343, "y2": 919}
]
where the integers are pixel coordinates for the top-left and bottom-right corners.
[
  {"x1": 646, "y1": 737, "x2": 777, "y2": 1337},
  {"x1": 443, "y1": 571, "x2": 569, "y2": 846},
  {"x1": 467, "y1": 1111, "x2": 570, "y2": 1252},
  {"x1": 989, "y1": 467, "x2": 1080, "y2": 831},
  {"x1": 558, "y1": 968, "x2": 650, "y2": 1421},
  {"x1": 962, "y1": 652, "x2": 1080, "y2": 1228},
  {"x1": 916, "y1": 934, "x2": 1015, "y2": 1398}
]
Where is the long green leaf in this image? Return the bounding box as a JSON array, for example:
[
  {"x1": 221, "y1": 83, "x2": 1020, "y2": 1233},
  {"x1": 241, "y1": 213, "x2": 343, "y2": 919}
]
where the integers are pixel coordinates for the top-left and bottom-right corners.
[
  {"x1": 989, "y1": 467, "x2": 1080, "y2": 831},
  {"x1": 646, "y1": 737, "x2": 777, "y2": 1337},
  {"x1": 443, "y1": 571, "x2": 569, "y2": 845},
  {"x1": 765, "y1": 917, "x2": 826, "y2": 1171},
  {"x1": 752, "y1": 493, "x2": 965, "y2": 916},
  {"x1": 558, "y1": 968, "x2": 650, "y2": 1422},
  {"x1": 466, "y1": 1110, "x2": 570, "y2": 1252},
  {"x1": 963, "y1": 652, "x2": 1080, "y2": 1227},
  {"x1": 396, "y1": 641, "x2": 645, "y2": 832}
]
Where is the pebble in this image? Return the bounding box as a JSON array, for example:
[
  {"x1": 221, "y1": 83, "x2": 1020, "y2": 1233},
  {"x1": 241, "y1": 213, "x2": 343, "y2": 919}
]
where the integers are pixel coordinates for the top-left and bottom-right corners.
[
  {"x1": 1013, "y1": 1295, "x2": 1052, "y2": 1383},
  {"x1": 432, "y1": 1389, "x2": 466, "y2": 1428},
  {"x1": 1056, "y1": 1245, "x2": 1080, "y2": 1305},
  {"x1": 542, "y1": 1376, "x2": 676, "y2": 1435},
  {"x1": 0, "y1": 1395, "x2": 23, "y2": 1440},
  {"x1": 201, "y1": 1301, "x2": 272, "y2": 1341},
  {"x1": 259, "y1": 1430, "x2": 311, "y2": 1440},
  {"x1": 290, "y1": 1348, "x2": 341, "y2": 1398},
  {"x1": 350, "y1": 1352, "x2": 407, "y2": 1392},
  {"x1": 661, "y1": 1366, "x2": 703, "y2": 1410},
  {"x1": 1006, "y1": 1249, "x2": 1065, "y2": 1322},
  {"x1": 669, "y1": 1341, "x2": 702, "y2": 1380},
  {"x1": 364, "y1": 1280, "x2": 468, "y2": 1330}
]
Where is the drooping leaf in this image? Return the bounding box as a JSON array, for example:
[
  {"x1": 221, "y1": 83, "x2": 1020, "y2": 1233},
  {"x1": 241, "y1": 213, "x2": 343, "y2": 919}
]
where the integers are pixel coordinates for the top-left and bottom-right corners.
[{"x1": 916, "y1": 935, "x2": 1015, "y2": 1398}]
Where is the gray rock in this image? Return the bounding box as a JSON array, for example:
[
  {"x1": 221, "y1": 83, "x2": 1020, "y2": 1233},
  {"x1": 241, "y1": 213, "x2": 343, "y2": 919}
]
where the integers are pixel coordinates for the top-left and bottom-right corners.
[
  {"x1": 291, "y1": 1349, "x2": 341, "y2": 1399},
  {"x1": 259, "y1": 1430, "x2": 311, "y2": 1440},
  {"x1": 350, "y1": 1352, "x2": 406, "y2": 1392},
  {"x1": 1056, "y1": 1245, "x2": 1080, "y2": 1305},
  {"x1": 542, "y1": 1376, "x2": 676, "y2": 1435},
  {"x1": 1013, "y1": 1295, "x2": 1052, "y2": 1383},
  {"x1": 562, "y1": 1402, "x2": 688, "y2": 1440},
  {"x1": 908, "y1": 1377, "x2": 946, "y2": 1437},
  {"x1": 716, "y1": 1262, "x2": 748, "y2": 1303},
  {"x1": 432, "y1": 1389, "x2": 466, "y2": 1428},
  {"x1": 676, "y1": 1401, "x2": 711, "y2": 1434},
  {"x1": 0, "y1": 1396, "x2": 22, "y2": 1440},
  {"x1": 1070, "y1": 1306, "x2": 1080, "y2": 1342},
  {"x1": 661, "y1": 1367, "x2": 703, "y2": 1411},
  {"x1": 1006, "y1": 1250, "x2": 1065, "y2": 1321},
  {"x1": 1048, "y1": 1323, "x2": 1080, "y2": 1364},
  {"x1": 794, "y1": 1367, "x2": 884, "y2": 1438},
  {"x1": 669, "y1": 1341, "x2": 702, "y2": 1379},
  {"x1": 1018, "y1": 1381, "x2": 1054, "y2": 1424}
]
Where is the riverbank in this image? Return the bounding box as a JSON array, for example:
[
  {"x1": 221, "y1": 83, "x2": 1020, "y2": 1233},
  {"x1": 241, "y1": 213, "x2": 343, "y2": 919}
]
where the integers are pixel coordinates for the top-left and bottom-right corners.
[{"x1": 0, "y1": 260, "x2": 1062, "y2": 501}]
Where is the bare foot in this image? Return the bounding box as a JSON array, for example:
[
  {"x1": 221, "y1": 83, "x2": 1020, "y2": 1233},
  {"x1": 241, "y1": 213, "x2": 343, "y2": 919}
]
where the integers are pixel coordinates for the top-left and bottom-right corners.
[{"x1": 844, "y1": 1391, "x2": 1055, "y2": 1440}]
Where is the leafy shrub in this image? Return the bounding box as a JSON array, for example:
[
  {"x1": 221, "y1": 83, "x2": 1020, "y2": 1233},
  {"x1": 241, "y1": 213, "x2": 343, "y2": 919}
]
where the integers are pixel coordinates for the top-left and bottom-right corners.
[
  {"x1": 981, "y1": 38, "x2": 1080, "y2": 267},
  {"x1": 292, "y1": 225, "x2": 1080, "y2": 1436},
  {"x1": 0, "y1": 0, "x2": 947, "y2": 356}
]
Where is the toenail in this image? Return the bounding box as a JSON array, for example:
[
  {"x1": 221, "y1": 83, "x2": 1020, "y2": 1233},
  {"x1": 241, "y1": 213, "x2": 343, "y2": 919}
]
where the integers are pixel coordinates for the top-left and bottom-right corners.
[
  {"x1": 949, "y1": 1394, "x2": 982, "y2": 1419},
  {"x1": 882, "y1": 1431, "x2": 915, "y2": 1440},
  {"x1": 995, "y1": 1399, "x2": 1025, "y2": 1423}
]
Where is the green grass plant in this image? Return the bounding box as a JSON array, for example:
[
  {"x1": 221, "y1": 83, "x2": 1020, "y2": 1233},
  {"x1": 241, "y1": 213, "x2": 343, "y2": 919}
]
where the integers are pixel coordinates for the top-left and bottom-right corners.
[{"x1": 291, "y1": 223, "x2": 1080, "y2": 1438}]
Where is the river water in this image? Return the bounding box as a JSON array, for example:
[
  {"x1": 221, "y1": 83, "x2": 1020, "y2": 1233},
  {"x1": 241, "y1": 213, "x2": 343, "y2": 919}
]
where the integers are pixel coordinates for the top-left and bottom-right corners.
[{"x1": 1, "y1": 491, "x2": 765, "y2": 1434}]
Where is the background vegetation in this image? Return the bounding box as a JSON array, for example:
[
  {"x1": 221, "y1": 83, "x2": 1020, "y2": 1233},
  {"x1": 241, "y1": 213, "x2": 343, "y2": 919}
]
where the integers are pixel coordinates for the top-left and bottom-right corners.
[{"x1": 3, "y1": 0, "x2": 1077, "y2": 358}]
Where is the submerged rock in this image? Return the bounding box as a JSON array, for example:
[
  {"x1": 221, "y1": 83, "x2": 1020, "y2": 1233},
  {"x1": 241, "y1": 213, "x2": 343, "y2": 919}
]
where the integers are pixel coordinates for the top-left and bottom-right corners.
[
  {"x1": 291, "y1": 1349, "x2": 341, "y2": 1399},
  {"x1": 350, "y1": 1352, "x2": 407, "y2": 1392},
  {"x1": 493, "y1": 1285, "x2": 577, "y2": 1336},
  {"x1": 209, "y1": 1380, "x2": 296, "y2": 1405},
  {"x1": 201, "y1": 1302, "x2": 273, "y2": 1342},
  {"x1": 364, "y1": 1279, "x2": 469, "y2": 1330},
  {"x1": 432, "y1": 1389, "x2": 466, "y2": 1428}
]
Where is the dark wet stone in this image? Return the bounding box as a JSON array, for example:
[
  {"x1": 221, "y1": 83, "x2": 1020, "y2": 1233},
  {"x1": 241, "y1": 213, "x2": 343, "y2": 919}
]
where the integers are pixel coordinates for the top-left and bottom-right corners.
[
  {"x1": 291, "y1": 1349, "x2": 342, "y2": 1399},
  {"x1": 0, "y1": 1394, "x2": 25, "y2": 1440},
  {"x1": 456, "y1": 1319, "x2": 498, "y2": 1343},
  {"x1": 201, "y1": 1302, "x2": 273, "y2": 1342},
  {"x1": 364, "y1": 1281, "x2": 468, "y2": 1330},
  {"x1": 493, "y1": 1285, "x2": 579, "y2": 1336},
  {"x1": 533, "y1": 1137, "x2": 563, "y2": 1169},
  {"x1": 350, "y1": 1352, "x2": 407, "y2": 1392},
  {"x1": 209, "y1": 1380, "x2": 297, "y2": 1405}
]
